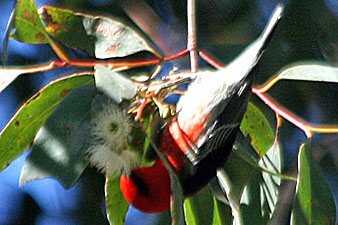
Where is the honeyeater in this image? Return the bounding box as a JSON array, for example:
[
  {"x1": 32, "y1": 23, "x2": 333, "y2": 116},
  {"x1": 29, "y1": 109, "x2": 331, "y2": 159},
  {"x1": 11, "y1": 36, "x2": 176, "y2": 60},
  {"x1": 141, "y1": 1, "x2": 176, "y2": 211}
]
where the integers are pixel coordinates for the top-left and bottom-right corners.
[{"x1": 120, "y1": 4, "x2": 284, "y2": 213}]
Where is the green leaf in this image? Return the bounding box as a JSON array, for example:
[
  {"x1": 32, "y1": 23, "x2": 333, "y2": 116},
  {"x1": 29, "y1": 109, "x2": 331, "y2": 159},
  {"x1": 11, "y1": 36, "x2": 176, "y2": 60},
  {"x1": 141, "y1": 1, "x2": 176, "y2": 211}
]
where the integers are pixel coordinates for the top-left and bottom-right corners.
[
  {"x1": 216, "y1": 133, "x2": 259, "y2": 225},
  {"x1": 137, "y1": 112, "x2": 162, "y2": 167},
  {"x1": 212, "y1": 197, "x2": 232, "y2": 225},
  {"x1": 39, "y1": 6, "x2": 157, "y2": 58},
  {"x1": 0, "y1": 73, "x2": 93, "y2": 173},
  {"x1": 238, "y1": 140, "x2": 282, "y2": 224},
  {"x1": 184, "y1": 187, "x2": 214, "y2": 225},
  {"x1": 274, "y1": 62, "x2": 338, "y2": 84},
  {"x1": 218, "y1": 132, "x2": 260, "y2": 205},
  {"x1": 223, "y1": 150, "x2": 256, "y2": 205},
  {"x1": 217, "y1": 133, "x2": 282, "y2": 224},
  {"x1": 11, "y1": 0, "x2": 49, "y2": 44},
  {"x1": 94, "y1": 66, "x2": 137, "y2": 103},
  {"x1": 240, "y1": 170, "x2": 268, "y2": 225},
  {"x1": 258, "y1": 142, "x2": 282, "y2": 212},
  {"x1": 291, "y1": 142, "x2": 336, "y2": 225},
  {"x1": 105, "y1": 175, "x2": 129, "y2": 225},
  {"x1": 240, "y1": 102, "x2": 275, "y2": 156},
  {"x1": 20, "y1": 84, "x2": 97, "y2": 188}
]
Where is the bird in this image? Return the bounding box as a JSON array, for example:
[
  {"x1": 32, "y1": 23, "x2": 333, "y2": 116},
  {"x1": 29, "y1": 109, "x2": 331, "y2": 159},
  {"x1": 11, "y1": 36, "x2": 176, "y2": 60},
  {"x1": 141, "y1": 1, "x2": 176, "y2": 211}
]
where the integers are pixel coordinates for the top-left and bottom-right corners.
[{"x1": 120, "y1": 4, "x2": 284, "y2": 213}]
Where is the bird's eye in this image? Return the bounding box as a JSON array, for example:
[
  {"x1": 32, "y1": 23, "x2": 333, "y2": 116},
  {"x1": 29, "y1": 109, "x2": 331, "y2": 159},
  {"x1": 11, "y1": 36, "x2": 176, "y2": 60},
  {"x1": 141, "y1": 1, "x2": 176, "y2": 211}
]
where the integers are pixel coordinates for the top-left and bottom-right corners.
[{"x1": 130, "y1": 172, "x2": 149, "y2": 196}]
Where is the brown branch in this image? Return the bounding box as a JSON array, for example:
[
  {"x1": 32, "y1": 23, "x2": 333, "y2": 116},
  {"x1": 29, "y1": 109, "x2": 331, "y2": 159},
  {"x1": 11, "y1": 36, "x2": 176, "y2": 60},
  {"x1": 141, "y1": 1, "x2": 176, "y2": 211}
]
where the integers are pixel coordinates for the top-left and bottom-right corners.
[
  {"x1": 187, "y1": 0, "x2": 198, "y2": 72},
  {"x1": 199, "y1": 51, "x2": 224, "y2": 69}
]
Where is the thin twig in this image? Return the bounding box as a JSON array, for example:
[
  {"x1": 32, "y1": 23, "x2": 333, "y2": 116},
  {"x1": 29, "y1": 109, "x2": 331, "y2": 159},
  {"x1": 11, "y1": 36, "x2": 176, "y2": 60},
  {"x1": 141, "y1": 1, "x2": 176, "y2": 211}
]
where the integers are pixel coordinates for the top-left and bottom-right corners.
[
  {"x1": 187, "y1": 0, "x2": 198, "y2": 72},
  {"x1": 216, "y1": 168, "x2": 244, "y2": 225},
  {"x1": 139, "y1": 123, "x2": 185, "y2": 225},
  {"x1": 199, "y1": 51, "x2": 224, "y2": 69},
  {"x1": 255, "y1": 75, "x2": 281, "y2": 93}
]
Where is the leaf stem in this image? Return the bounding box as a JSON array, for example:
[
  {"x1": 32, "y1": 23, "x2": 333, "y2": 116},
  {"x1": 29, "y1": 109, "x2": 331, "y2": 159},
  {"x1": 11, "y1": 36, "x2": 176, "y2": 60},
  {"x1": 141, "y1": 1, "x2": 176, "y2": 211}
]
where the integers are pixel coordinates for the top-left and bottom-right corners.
[
  {"x1": 255, "y1": 75, "x2": 281, "y2": 93},
  {"x1": 259, "y1": 165, "x2": 297, "y2": 182},
  {"x1": 233, "y1": 150, "x2": 297, "y2": 182}
]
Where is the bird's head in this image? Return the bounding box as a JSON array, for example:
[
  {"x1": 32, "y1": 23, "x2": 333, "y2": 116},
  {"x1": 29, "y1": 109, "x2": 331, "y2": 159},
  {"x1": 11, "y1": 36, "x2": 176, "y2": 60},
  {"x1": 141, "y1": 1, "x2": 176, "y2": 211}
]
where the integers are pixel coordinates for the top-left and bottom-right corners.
[{"x1": 120, "y1": 158, "x2": 172, "y2": 213}]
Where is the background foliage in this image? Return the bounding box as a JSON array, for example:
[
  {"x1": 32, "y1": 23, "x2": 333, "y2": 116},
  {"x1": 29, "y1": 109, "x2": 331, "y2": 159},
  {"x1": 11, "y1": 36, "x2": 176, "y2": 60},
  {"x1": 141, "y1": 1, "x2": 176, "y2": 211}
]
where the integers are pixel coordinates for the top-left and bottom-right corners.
[{"x1": 0, "y1": 0, "x2": 337, "y2": 224}]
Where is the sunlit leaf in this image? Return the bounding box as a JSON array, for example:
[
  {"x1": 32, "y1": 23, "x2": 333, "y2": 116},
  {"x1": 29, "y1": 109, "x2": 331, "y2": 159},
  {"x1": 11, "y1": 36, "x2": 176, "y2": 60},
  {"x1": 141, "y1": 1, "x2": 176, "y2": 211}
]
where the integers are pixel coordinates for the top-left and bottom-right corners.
[
  {"x1": 11, "y1": 0, "x2": 49, "y2": 44},
  {"x1": 240, "y1": 102, "x2": 275, "y2": 156},
  {"x1": 275, "y1": 62, "x2": 338, "y2": 83},
  {"x1": 20, "y1": 84, "x2": 96, "y2": 188},
  {"x1": 94, "y1": 66, "x2": 137, "y2": 103},
  {"x1": 0, "y1": 73, "x2": 93, "y2": 172},
  {"x1": 105, "y1": 175, "x2": 129, "y2": 225},
  {"x1": 258, "y1": 142, "x2": 282, "y2": 213},
  {"x1": 184, "y1": 187, "x2": 214, "y2": 225},
  {"x1": 216, "y1": 168, "x2": 244, "y2": 225},
  {"x1": 291, "y1": 142, "x2": 336, "y2": 225},
  {"x1": 39, "y1": 6, "x2": 157, "y2": 58},
  {"x1": 212, "y1": 197, "x2": 231, "y2": 225},
  {"x1": 0, "y1": 69, "x2": 23, "y2": 93},
  {"x1": 0, "y1": 64, "x2": 56, "y2": 93}
]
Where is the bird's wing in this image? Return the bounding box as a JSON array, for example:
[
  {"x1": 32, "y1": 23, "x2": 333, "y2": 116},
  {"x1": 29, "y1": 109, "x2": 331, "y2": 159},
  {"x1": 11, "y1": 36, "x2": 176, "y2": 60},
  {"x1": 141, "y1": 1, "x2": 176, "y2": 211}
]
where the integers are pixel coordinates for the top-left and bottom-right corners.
[
  {"x1": 185, "y1": 74, "x2": 253, "y2": 165},
  {"x1": 177, "y1": 4, "x2": 284, "y2": 165}
]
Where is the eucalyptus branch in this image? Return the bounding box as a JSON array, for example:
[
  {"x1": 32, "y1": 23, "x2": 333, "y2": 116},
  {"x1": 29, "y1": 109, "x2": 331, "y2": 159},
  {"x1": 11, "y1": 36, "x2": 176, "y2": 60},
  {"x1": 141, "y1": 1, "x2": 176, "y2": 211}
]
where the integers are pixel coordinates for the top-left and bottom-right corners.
[
  {"x1": 252, "y1": 87, "x2": 338, "y2": 138},
  {"x1": 2, "y1": 49, "x2": 189, "y2": 74}
]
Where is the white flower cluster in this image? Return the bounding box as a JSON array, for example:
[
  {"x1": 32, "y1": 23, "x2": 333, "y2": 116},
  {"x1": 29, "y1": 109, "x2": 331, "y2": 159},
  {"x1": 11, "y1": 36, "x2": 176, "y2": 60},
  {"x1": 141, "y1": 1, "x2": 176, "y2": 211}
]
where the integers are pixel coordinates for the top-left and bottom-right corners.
[{"x1": 87, "y1": 102, "x2": 139, "y2": 177}]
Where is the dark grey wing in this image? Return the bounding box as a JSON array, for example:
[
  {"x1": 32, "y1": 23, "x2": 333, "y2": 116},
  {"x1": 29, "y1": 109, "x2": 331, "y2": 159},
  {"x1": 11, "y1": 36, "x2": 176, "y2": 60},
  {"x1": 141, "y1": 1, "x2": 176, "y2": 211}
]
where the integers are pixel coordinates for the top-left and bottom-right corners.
[
  {"x1": 192, "y1": 123, "x2": 239, "y2": 165},
  {"x1": 179, "y1": 4, "x2": 284, "y2": 196}
]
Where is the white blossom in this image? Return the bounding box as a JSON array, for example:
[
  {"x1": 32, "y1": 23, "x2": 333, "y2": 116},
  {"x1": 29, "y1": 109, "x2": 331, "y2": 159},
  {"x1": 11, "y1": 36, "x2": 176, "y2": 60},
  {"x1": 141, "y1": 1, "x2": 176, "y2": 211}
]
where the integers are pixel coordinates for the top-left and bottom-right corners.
[
  {"x1": 87, "y1": 145, "x2": 139, "y2": 177},
  {"x1": 91, "y1": 102, "x2": 131, "y2": 151},
  {"x1": 87, "y1": 101, "x2": 140, "y2": 176}
]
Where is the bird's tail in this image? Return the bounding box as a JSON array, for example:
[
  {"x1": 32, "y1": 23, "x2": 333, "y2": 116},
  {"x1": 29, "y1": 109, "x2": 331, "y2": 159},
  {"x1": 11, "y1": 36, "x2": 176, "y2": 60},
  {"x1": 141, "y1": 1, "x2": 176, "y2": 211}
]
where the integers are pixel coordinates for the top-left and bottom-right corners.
[{"x1": 226, "y1": 4, "x2": 284, "y2": 77}]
